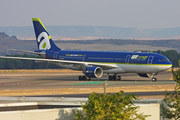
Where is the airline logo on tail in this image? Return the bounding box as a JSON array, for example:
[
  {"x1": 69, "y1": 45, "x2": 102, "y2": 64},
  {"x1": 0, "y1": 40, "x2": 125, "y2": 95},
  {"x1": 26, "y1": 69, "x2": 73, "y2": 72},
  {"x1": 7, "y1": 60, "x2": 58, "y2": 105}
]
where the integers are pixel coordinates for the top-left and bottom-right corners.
[{"x1": 37, "y1": 32, "x2": 51, "y2": 50}]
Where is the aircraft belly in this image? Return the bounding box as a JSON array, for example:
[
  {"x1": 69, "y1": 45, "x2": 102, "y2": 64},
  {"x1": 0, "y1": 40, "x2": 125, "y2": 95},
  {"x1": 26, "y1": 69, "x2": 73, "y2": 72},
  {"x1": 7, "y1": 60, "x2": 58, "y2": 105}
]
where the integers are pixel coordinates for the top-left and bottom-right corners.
[
  {"x1": 52, "y1": 62, "x2": 171, "y2": 74},
  {"x1": 119, "y1": 64, "x2": 171, "y2": 73},
  {"x1": 145, "y1": 65, "x2": 171, "y2": 73},
  {"x1": 120, "y1": 64, "x2": 146, "y2": 73},
  {"x1": 103, "y1": 66, "x2": 126, "y2": 73}
]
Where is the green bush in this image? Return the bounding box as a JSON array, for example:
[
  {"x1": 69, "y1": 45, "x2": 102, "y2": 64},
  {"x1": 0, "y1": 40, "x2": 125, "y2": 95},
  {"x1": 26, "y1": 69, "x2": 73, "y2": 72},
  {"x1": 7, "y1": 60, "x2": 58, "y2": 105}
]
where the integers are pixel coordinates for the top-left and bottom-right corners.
[
  {"x1": 161, "y1": 85, "x2": 180, "y2": 120},
  {"x1": 73, "y1": 91, "x2": 150, "y2": 120},
  {"x1": 161, "y1": 66, "x2": 180, "y2": 119}
]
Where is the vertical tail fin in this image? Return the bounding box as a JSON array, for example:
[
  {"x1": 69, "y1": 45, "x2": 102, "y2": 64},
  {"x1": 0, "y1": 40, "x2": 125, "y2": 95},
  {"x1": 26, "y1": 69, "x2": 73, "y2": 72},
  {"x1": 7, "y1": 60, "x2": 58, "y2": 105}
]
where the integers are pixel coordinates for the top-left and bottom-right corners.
[{"x1": 32, "y1": 18, "x2": 61, "y2": 51}]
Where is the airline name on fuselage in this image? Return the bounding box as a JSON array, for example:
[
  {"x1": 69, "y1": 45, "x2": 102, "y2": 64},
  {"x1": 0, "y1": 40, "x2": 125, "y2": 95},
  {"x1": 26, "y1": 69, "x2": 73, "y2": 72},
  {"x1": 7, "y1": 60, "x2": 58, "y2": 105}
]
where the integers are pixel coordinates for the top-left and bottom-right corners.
[
  {"x1": 131, "y1": 55, "x2": 148, "y2": 60},
  {"x1": 66, "y1": 54, "x2": 83, "y2": 57}
]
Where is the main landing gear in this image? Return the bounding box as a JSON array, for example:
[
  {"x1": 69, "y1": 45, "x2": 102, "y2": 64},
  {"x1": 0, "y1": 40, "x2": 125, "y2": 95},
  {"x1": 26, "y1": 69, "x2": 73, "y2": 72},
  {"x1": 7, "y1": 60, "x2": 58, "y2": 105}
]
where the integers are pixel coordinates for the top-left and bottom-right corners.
[
  {"x1": 78, "y1": 75, "x2": 91, "y2": 81},
  {"x1": 108, "y1": 74, "x2": 121, "y2": 81}
]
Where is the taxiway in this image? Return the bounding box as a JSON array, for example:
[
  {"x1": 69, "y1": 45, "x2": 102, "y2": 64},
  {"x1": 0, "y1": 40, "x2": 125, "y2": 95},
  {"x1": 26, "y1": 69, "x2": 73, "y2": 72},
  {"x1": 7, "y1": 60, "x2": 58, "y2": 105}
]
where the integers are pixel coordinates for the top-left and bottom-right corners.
[{"x1": 0, "y1": 70, "x2": 175, "y2": 90}]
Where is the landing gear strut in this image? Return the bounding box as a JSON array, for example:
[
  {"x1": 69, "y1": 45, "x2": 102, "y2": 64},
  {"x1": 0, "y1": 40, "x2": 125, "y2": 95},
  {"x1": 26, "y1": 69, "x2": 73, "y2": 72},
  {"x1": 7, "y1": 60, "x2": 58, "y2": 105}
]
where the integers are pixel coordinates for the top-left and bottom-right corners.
[
  {"x1": 108, "y1": 74, "x2": 121, "y2": 81},
  {"x1": 78, "y1": 75, "x2": 91, "y2": 81},
  {"x1": 151, "y1": 73, "x2": 157, "y2": 82}
]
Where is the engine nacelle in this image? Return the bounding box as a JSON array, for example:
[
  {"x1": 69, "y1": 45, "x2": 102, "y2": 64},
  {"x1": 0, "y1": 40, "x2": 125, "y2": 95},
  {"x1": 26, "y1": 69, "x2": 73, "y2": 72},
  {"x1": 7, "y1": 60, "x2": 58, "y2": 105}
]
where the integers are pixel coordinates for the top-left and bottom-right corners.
[
  {"x1": 84, "y1": 67, "x2": 103, "y2": 78},
  {"x1": 138, "y1": 73, "x2": 158, "y2": 78}
]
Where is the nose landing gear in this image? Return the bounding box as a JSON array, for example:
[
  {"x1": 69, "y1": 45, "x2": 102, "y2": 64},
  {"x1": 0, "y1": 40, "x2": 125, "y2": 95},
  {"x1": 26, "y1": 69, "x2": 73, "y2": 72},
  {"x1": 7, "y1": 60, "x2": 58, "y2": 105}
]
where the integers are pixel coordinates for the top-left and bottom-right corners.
[
  {"x1": 151, "y1": 73, "x2": 157, "y2": 82},
  {"x1": 151, "y1": 77, "x2": 157, "y2": 82}
]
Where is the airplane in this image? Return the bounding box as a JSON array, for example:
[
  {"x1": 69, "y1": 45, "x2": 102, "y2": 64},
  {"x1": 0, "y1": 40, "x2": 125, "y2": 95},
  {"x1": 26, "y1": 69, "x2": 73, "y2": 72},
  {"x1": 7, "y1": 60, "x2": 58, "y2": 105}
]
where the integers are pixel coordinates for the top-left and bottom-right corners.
[{"x1": 0, "y1": 18, "x2": 172, "y2": 82}]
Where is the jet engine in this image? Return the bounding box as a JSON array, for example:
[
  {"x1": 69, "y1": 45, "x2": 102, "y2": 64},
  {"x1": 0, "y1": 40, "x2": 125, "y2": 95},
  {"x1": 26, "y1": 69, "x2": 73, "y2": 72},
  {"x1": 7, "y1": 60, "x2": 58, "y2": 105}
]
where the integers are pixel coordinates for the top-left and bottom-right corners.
[{"x1": 84, "y1": 67, "x2": 103, "y2": 78}]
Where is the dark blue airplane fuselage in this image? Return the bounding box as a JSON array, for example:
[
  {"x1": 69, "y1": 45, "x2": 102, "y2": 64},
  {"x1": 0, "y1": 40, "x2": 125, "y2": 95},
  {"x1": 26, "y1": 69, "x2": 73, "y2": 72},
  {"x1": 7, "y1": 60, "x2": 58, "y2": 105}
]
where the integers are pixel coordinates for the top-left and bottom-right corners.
[{"x1": 39, "y1": 50, "x2": 172, "y2": 66}]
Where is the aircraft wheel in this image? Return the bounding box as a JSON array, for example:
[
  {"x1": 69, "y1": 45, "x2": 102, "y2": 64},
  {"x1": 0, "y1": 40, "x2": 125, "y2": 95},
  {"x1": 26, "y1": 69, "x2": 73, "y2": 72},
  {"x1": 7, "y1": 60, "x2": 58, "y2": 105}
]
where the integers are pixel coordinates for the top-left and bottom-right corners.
[
  {"x1": 117, "y1": 75, "x2": 121, "y2": 81},
  {"x1": 152, "y1": 78, "x2": 157, "y2": 82},
  {"x1": 78, "y1": 76, "x2": 83, "y2": 81},
  {"x1": 82, "y1": 76, "x2": 87, "y2": 81},
  {"x1": 108, "y1": 75, "x2": 113, "y2": 81},
  {"x1": 88, "y1": 77, "x2": 91, "y2": 81},
  {"x1": 113, "y1": 75, "x2": 117, "y2": 81}
]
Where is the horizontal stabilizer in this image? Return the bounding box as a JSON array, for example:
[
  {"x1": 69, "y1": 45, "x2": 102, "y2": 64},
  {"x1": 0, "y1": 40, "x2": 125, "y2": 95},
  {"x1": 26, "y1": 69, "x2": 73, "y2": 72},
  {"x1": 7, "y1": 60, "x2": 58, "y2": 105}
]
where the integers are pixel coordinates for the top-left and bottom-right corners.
[{"x1": 8, "y1": 49, "x2": 45, "y2": 55}]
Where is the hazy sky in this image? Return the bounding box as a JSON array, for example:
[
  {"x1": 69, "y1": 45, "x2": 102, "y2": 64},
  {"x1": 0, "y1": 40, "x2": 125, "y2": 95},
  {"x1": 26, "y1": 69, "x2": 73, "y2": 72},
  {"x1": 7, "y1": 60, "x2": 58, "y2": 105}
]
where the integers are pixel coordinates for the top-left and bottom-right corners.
[{"x1": 1, "y1": 0, "x2": 180, "y2": 28}]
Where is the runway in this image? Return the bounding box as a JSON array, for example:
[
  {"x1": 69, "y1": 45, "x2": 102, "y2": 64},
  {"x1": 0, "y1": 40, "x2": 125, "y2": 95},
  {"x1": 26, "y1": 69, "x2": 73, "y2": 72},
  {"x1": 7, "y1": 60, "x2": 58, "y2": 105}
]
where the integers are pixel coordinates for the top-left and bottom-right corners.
[{"x1": 0, "y1": 70, "x2": 175, "y2": 91}]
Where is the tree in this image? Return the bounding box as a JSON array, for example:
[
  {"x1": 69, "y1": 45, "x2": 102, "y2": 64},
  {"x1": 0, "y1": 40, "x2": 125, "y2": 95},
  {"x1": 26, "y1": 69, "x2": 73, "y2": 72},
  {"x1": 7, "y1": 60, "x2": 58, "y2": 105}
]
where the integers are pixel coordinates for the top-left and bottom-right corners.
[
  {"x1": 153, "y1": 50, "x2": 180, "y2": 67},
  {"x1": 161, "y1": 63, "x2": 180, "y2": 119},
  {"x1": 161, "y1": 85, "x2": 180, "y2": 120},
  {"x1": 0, "y1": 59, "x2": 6, "y2": 69},
  {"x1": 14, "y1": 60, "x2": 23, "y2": 69},
  {"x1": 0, "y1": 54, "x2": 62, "y2": 69},
  {"x1": 172, "y1": 60, "x2": 180, "y2": 85},
  {"x1": 73, "y1": 91, "x2": 150, "y2": 120}
]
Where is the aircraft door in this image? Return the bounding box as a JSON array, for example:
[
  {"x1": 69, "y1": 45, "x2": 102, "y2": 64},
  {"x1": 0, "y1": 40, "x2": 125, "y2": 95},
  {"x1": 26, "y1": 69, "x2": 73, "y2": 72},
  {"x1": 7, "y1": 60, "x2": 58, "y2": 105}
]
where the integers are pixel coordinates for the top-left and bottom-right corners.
[
  {"x1": 125, "y1": 55, "x2": 131, "y2": 63},
  {"x1": 148, "y1": 56, "x2": 154, "y2": 64},
  {"x1": 53, "y1": 52, "x2": 58, "y2": 59},
  {"x1": 82, "y1": 55, "x2": 86, "y2": 62}
]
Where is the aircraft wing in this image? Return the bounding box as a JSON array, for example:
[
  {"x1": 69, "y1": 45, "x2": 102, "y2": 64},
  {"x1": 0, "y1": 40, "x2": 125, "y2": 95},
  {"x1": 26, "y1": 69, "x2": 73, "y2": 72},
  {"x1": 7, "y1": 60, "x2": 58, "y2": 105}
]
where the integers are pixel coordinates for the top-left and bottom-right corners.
[{"x1": 0, "y1": 56, "x2": 118, "y2": 70}]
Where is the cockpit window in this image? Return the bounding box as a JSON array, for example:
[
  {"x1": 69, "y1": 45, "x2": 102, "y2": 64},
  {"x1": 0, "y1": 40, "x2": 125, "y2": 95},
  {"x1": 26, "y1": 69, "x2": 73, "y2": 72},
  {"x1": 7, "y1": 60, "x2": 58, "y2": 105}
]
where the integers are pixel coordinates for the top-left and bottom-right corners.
[{"x1": 159, "y1": 59, "x2": 169, "y2": 61}]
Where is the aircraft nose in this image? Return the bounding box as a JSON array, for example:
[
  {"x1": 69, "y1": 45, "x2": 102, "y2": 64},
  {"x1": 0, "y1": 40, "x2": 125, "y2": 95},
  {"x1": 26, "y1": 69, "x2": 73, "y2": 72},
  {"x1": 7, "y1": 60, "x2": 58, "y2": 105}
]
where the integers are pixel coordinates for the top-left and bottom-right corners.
[
  {"x1": 167, "y1": 60, "x2": 172, "y2": 68},
  {"x1": 169, "y1": 61, "x2": 172, "y2": 68}
]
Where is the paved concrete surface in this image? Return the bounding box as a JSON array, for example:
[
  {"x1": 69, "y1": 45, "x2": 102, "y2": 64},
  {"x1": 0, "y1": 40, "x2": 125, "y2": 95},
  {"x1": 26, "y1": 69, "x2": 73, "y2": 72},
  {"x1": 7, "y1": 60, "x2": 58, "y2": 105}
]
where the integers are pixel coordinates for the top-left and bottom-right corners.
[
  {"x1": 0, "y1": 70, "x2": 175, "y2": 90},
  {"x1": 0, "y1": 70, "x2": 176, "y2": 98}
]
